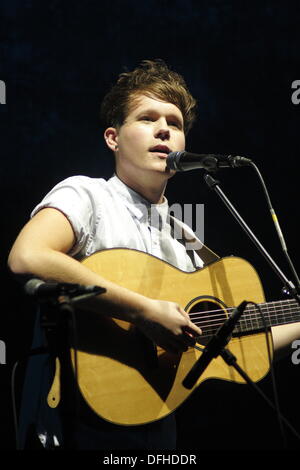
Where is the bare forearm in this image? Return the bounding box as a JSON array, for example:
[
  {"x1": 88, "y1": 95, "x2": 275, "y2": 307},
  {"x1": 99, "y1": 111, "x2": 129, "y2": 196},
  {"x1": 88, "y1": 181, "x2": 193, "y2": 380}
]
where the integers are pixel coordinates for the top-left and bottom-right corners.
[
  {"x1": 272, "y1": 323, "x2": 300, "y2": 360},
  {"x1": 8, "y1": 247, "x2": 150, "y2": 324},
  {"x1": 8, "y1": 247, "x2": 202, "y2": 352}
]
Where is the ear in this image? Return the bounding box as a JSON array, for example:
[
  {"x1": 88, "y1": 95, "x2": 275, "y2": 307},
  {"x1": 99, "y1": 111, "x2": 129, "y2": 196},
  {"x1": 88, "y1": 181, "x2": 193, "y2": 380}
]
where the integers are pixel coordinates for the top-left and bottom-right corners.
[{"x1": 104, "y1": 127, "x2": 119, "y2": 152}]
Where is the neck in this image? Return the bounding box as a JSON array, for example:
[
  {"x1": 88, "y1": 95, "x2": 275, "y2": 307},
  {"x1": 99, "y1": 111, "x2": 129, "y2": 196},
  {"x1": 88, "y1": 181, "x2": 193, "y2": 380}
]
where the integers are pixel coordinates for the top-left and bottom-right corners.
[{"x1": 116, "y1": 170, "x2": 168, "y2": 204}]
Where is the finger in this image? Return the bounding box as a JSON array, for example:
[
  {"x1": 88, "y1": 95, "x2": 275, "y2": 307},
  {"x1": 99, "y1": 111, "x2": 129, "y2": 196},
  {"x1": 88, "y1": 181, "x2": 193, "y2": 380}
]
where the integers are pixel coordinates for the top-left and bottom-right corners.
[
  {"x1": 177, "y1": 305, "x2": 190, "y2": 319},
  {"x1": 177, "y1": 306, "x2": 202, "y2": 336},
  {"x1": 183, "y1": 323, "x2": 202, "y2": 338}
]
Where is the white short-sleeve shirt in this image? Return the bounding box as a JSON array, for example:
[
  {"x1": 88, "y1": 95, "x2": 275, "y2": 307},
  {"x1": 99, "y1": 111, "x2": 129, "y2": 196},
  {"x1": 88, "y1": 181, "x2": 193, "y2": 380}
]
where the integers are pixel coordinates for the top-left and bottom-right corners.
[{"x1": 31, "y1": 174, "x2": 203, "y2": 271}]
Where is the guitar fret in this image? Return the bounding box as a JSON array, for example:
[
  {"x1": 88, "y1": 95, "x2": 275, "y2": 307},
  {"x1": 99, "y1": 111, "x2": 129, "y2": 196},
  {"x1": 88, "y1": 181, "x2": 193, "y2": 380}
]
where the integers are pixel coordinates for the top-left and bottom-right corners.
[
  {"x1": 284, "y1": 300, "x2": 296, "y2": 323},
  {"x1": 271, "y1": 301, "x2": 283, "y2": 325},
  {"x1": 262, "y1": 302, "x2": 272, "y2": 326},
  {"x1": 249, "y1": 306, "x2": 261, "y2": 330},
  {"x1": 277, "y1": 301, "x2": 286, "y2": 325}
]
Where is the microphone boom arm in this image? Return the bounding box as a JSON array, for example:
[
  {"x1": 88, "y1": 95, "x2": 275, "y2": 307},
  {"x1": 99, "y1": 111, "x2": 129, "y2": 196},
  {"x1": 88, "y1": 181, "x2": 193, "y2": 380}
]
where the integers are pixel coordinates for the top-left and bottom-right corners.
[{"x1": 204, "y1": 173, "x2": 299, "y2": 304}]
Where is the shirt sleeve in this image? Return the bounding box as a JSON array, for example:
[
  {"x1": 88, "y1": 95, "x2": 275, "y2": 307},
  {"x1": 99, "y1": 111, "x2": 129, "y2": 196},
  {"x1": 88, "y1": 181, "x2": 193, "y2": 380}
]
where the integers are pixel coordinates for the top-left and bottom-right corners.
[{"x1": 31, "y1": 175, "x2": 102, "y2": 256}]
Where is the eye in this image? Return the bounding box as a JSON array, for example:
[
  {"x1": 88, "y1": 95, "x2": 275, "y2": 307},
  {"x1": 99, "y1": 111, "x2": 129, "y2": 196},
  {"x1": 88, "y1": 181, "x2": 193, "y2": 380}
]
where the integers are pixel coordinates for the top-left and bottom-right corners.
[
  {"x1": 168, "y1": 120, "x2": 182, "y2": 129},
  {"x1": 140, "y1": 116, "x2": 154, "y2": 122}
]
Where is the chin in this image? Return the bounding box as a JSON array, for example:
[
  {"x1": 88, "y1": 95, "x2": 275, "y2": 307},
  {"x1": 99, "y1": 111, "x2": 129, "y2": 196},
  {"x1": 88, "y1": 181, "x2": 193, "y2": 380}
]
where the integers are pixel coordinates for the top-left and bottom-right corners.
[{"x1": 153, "y1": 167, "x2": 175, "y2": 182}]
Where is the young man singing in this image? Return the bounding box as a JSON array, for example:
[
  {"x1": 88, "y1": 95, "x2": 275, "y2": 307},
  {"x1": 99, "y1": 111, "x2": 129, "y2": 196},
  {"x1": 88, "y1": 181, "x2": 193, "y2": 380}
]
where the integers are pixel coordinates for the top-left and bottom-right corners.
[{"x1": 8, "y1": 60, "x2": 300, "y2": 450}]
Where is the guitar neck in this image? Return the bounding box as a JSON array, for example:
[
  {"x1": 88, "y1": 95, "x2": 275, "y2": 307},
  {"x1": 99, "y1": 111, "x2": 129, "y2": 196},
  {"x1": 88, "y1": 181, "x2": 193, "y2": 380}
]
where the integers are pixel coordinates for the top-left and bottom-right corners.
[
  {"x1": 190, "y1": 298, "x2": 300, "y2": 341},
  {"x1": 234, "y1": 298, "x2": 300, "y2": 334}
]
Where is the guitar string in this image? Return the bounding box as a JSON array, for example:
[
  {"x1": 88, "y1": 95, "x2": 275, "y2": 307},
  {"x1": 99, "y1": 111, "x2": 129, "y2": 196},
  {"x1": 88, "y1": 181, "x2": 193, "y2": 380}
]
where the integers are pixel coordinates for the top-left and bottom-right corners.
[
  {"x1": 187, "y1": 298, "x2": 298, "y2": 317},
  {"x1": 191, "y1": 310, "x2": 300, "y2": 324},
  {"x1": 190, "y1": 319, "x2": 298, "y2": 338},
  {"x1": 188, "y1": 307, "x2": 300, "y2": 323},
  {"x1": 187, "y1": 304, "x2": 299, "y2": 332},
  {"x1": 192, "y1": 319, "x2": 298, "y2": 336},
  {"x1": 187, "y1": 300, "x2": 299, "y2": 321},
  {"x1": 188, "y1": 306, "x2": 299, "y2": 322}
]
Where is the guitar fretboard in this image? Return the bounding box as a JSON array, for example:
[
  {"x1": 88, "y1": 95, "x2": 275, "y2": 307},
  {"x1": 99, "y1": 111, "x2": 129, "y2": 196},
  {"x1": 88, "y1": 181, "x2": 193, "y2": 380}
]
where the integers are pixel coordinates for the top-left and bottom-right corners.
[
  {"x1": 190, "y1": 298, "x2": 300, "y2": 339},
  {"x1": 236, "y1": 299, "x2": 300, "y2": 333}
]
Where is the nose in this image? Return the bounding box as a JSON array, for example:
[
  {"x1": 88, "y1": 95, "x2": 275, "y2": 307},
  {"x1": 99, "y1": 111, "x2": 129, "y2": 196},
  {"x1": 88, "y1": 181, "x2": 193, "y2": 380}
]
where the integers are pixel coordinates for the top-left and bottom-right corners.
[{"x1": 155, "y1": 118, "x2": 170, "y2": 141}]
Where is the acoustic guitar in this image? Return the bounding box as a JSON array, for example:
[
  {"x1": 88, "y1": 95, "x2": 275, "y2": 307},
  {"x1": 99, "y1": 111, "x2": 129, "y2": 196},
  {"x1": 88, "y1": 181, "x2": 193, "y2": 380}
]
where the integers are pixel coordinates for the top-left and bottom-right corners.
[{"x1": 47, "y1": 248, "x2": 300, "y2": 426}]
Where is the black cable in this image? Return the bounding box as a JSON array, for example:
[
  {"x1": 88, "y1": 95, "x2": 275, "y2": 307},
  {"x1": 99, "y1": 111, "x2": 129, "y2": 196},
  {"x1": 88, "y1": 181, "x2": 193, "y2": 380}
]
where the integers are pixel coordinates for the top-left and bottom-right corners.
[
  {"x1": 11, "y1": 360, "x2": 20, "y2": 450},
  {"x1": 249, "y1": 161, "x2": 300, "y2": 290}
]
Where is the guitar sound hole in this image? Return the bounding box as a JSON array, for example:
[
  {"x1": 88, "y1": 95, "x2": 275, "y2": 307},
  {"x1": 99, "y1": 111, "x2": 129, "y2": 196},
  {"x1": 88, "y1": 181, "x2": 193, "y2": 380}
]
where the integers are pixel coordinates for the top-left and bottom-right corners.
[{"x1": 188, "y1": 300, "x2": 228, "y2": 343}]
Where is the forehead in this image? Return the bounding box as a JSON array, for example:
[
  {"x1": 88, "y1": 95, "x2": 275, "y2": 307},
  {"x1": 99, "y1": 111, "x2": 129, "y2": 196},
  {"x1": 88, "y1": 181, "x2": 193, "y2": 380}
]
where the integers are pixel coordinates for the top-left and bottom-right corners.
[{"x1": 127, "y1": 94, "x2": 183, "y2": 120}]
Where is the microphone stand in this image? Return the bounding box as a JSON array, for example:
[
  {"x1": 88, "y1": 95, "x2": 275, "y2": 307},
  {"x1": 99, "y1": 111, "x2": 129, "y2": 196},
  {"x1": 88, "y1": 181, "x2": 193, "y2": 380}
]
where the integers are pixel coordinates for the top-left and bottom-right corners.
[
  {"x1": 180, "y1": 172, "x2": 300, "y2": 446},
  {"x1": 204, "y1": 173, "x2": 300, "y2": 306},
  {"x1": 216, "y1": 346, "x2": 300, "y2": 442}
]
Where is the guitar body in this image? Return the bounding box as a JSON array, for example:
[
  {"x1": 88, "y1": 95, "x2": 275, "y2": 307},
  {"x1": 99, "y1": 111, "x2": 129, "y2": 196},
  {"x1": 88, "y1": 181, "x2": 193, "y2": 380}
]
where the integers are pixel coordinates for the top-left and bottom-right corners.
[{"x1": 48, "y1": 249, "x2": 272, "y2": 426}]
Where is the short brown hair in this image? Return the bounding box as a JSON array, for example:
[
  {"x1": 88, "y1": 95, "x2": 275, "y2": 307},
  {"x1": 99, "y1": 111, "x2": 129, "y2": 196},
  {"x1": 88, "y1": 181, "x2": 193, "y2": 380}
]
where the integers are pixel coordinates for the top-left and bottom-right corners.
[{"x1": 100, "y1": 59, "x2": 197, "y2": 134}]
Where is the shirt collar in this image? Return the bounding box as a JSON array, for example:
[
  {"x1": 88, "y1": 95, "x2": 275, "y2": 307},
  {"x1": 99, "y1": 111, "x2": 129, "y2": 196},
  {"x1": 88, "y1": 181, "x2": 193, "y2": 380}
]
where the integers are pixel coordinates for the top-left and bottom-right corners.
[{"x1": 107, "y1": 174, "x2": 169, "y2": 225}]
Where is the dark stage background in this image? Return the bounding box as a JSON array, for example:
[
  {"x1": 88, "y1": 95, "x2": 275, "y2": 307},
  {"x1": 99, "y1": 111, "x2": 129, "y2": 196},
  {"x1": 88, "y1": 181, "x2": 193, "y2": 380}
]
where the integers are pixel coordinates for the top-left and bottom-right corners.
[{"x1": 0, "y1": 0, "x2": 299, "y2": 452}]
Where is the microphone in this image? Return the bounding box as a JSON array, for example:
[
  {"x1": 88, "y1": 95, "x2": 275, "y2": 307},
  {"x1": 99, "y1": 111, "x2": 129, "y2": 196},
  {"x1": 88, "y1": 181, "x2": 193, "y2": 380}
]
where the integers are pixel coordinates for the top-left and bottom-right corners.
[
  {"x1": 182, "y1": 300, "x2": 248, "y2": 389},
  {"x1": 24, "y1": 278, "x2": 105, "y2": 300},
  {"x1": 166, "y1": 151, "x2": 252, "y2": 172}
]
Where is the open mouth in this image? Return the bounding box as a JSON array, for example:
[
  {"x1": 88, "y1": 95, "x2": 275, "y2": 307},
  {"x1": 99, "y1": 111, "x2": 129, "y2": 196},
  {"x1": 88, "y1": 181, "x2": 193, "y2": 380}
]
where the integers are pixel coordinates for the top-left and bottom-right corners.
[{"x1": 149, "y1": 145, "x2": 171, "y2": 157}]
